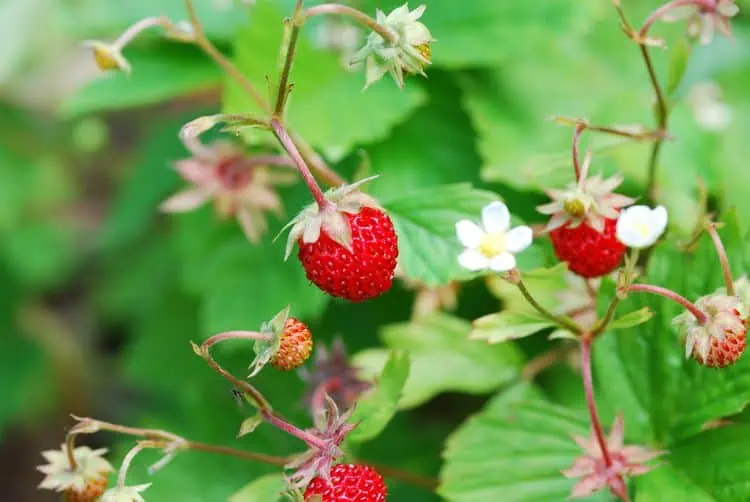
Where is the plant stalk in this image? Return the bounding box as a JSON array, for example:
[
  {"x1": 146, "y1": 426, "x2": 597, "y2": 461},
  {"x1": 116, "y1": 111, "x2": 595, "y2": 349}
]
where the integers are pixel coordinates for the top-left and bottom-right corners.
[
  {"x1": 705, "y1": 223, "x2": 735, "y2": 296},
  {"x1": 300, "y1": 4, "x2": 397, "y2": 44},
  {"x1": 626, "y1": 283, "x2": 708, "y2": 324},
  {"x1": 516, "y1": 278, "x2": 582, "y2": 334}
]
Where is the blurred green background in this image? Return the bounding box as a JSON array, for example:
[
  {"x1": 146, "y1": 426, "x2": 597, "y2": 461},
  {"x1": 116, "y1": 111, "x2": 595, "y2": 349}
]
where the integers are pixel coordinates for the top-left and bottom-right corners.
[{"x1": 1, "y1": 0, "x2": 750, "y2": 500}]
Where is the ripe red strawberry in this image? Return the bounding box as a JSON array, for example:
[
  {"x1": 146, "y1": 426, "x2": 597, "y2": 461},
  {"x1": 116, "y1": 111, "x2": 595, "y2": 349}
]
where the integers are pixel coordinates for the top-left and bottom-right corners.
[
  {"x1": 63, "y1": 477, "x2": 108, "y2": 502},
  {"x1": 549, "y1": 217, "x2": 625, "y2": 278},
  {"x1": 297, "y1": 206, "x2": 398, "y2": 302},
  {"x1": 270, "y1": 317, "x2": 313, "y2": 371},
  {"x1": 304, "y1": 464, "x2": 387, "y2": 502}
]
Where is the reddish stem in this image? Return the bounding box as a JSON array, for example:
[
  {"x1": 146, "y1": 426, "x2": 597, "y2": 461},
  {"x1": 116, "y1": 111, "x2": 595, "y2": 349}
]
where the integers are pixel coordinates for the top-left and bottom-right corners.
[
  {"x1": 626, "y1": 284, "x2": 708, "y2": 324},
  {"x1": 262, "y1": 410, "x2": 328, "y2": 450},
  {"x1": 705, "y1": 223, "x2": 735, "y2": 296},
  {"x1": 270, "y1": 119, "x2": 330, "y2": 210},
  {"x1": 202, "y1": 331, "x2": 272, "y2": 350},
  {"x1": 580, "y1": 338, "x2": 613, "y2": 468},
  {"x1": 572, "y1": 122, "x2": 586, "y2": 182},
  {"x1": 639, "y1": 0, "x2": 713, "y2": 37}
]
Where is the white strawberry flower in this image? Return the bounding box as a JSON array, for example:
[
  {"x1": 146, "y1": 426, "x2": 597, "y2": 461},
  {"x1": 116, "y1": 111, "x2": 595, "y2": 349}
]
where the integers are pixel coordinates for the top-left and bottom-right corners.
[
  {"x1": 456, "y1": 201, "x2": 533, "y2": 272},
  {"x1": 616, "y1": 205, "x2": 668, "y2": 249}
]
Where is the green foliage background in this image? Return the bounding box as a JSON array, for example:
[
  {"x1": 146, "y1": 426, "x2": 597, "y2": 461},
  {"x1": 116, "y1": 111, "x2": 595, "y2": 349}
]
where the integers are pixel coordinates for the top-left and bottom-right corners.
[{"x1": 1, "y1": 0, "x2": 750, "y2": 500}]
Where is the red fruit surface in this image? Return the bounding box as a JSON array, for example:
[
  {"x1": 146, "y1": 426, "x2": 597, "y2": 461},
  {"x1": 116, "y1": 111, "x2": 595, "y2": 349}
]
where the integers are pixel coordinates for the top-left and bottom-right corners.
[
  {"x1": 270, "y1": 317, "x2": 313, "y2": 371},
  {"x1": 298, "y1": 207, "x2": 398, "y2": 302},
  {"x1": 63, "y1": 477, "x2": 108, "y2": 502},
  {"x1": 304, "y1": 464, "x2": 387, "y2": 502},
  {"x1": 549, "y1": 217, "x2": 625, "y2": 278},
  {"x1": 693, "y1": 311, "x2": 747, "y2": 368}
]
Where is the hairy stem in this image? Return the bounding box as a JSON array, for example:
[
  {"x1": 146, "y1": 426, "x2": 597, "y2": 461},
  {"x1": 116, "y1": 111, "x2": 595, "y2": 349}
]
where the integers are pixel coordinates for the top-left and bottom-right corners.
[
  {"x1": 572, "y1": 122, "x2": 586, "y2": 182},
  {"x1": 516, "y1": 278, "x2": 582, "y2": 334},
  {"x1": 183, "y1": 0, "x2": 271, "y2": 114},
  {"x1": 706, "y1": 223, "x2": 735, "y2": 296},
  {"x1": 580, "y1": 339, "x2": 613, "y2": 467},
  {"x1": 639, "y1": 43, "x2": 668, "y2": 203},
  {"x1": 271, "y1": 119, "x2": 330, "y2": 209},
  {"x1": 202, "y1": 330, "x2": 273, "y2": 351},
  {"x1": 197, "y1": 342, "x2": 272, "y2": 411},
  {"x1": 292, "y1": 133, "x2": 347, "y2": 187},
  {"x1": 275, "y1": 1, "x2": 303, "y2": 116},
  {"x1": 300, "y1": 4, "x2": 397, "y2": 43},
  {"x1": 626, "y1": 283, "x2": 708, "y2": 324},
  {"x1": 262, "y1": 411, "x2": 328, "y2": 451}
]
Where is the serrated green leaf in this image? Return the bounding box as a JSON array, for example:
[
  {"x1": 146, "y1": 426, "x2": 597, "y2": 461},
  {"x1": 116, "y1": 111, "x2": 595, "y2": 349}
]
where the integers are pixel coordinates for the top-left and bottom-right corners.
[
  {"x1": 382, "y1": 184, "x2": 507, "y2": 286},
  {"x1": 668, "y1": 425, "x2": 750, "y2": 501},
  {"x1": 471, "y1": 311, "x2": 555, "y2": 343},
  {"x1": 609, "y1": 307, "x2": 655, "y2": 331},
  {"x1": 636, "y1": 463, "x2": 714, "y2": 502},
  {"x1": 347, "y1": 350, "x2": 410, "y2": 443},
  {"x1": 229, "y1": 473, "x2": 285, "y2": 502},
  {"x1": 224, "y1": 0, "x2": 425, "y2": 157},
  {"x1": 440, "y1": 383, "x2": 610, "y2": 502},
  {"x1": 361, "y1": 0, "x2": 593, "y2": 68},
  {"x1": 353, "y1": 314, "x2": 524, "y2": 409},
  {"x1": 61, "y1": 45, "x2": 222, "y2": 118}
]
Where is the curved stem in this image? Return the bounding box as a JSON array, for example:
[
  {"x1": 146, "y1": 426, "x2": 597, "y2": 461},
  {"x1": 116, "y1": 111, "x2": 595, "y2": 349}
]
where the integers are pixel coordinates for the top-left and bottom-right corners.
[
  {"x1": 65, "y1": 431, "x2": 79, "y2": 471},
  {"x1": 516, "y1": 278, "x2": 582, "y2": 334},
  {"x1": 202, "y1": 331, "x2": 272, "y2": 351},
  {"x1": 580, "y1": 339, "x2": 613, "y2": 467},
  {"x1": 270, "y1": 119, "x2": 330, "y2": 209},
  {"x1": 640, "y1": 0, "x2": 710, "y2": 37},
  {"x1": 626, "y1": 284, "x2": 708, "y2": 324},
  {"x1": 292, "y1": 133, "x2": 346, "y2": 187},
  {"x1": 113, "y1": 16, "x2": 171, "y2": 49},
  {"x1": 117, "y1": 442, "x2": 148, "y2": 489},
  {"x1": 706, "y1": 223, "x2": 735, "y2": 296},
  {"x1": 183, "y1": 0, "x2": 271, "y2": 114},
  {"x1": 198, "y1": 343, "x2": 272, "y2": 411},
  {"x1": 572, "y1": 122, "x2": 586, "y2": 182},
  {"x1": 300, "y1": 4, "x2": 397, "y2": 44}
]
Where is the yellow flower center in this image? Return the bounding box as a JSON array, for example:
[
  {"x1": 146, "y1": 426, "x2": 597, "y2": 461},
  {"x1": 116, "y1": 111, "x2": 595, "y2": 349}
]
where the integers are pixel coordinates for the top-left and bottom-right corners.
[
  {"x1": 633, "y1": 222, "x2": 651, "y2": 239},
  {"x1": 478, "y1": 232, "x2": 506, "y2": 259}
]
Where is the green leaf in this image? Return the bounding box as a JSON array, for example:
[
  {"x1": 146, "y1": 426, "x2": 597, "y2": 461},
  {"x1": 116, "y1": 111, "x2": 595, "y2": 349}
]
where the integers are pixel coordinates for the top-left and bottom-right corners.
[
  {"x1": 237, "y1": 414, "x2": 263, "y2": 438},
  {"x1": 381, "y1": 183, "x2": 497, "y2": 286},
  {"x1": 666, "y1": 37, "x2": 692, "y2": 97},
  {"x1": 225, "y1": 0, "x2": 425, "y2": 157},
  {"x1": 353, "y1": 314, "x2": 524, "y2": 409},
  {"x1": 609, "y1": 307, "x2": 655, "y2": 331},
  {"x1": 440, "y1": 383, "x2": 609, "y2": 502},
  {"x1": 346, "y1": 350, "x2": 410, "y2": 443},
  {"x1": 470, "y1": 310, "x2": 555, "y2": 343},
  {"x1": 61, "y1": 45, "x2": 222, "y2": 118},
  {"x1": 668, "y1": 425, "x2": 750, "y2": 501},
  {"x1": 594, "y1": 217, "x2": 750, "y2": 444},
  {"x1": 200, "y1": 236, "x2": 328, "y2": 338},
  {"x1": 636, "y1": 464, "x2": 714, "y2": 502},
  {"x1": 362, "y1": 0, "x2": 592, "y2": 69},
  {"x1": 229, "y1": 474, "x2": 285, "y2": 502}
]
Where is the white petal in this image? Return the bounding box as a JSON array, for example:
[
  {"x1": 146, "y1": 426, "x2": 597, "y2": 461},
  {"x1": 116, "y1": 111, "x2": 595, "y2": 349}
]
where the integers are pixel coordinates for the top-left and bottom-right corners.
[
  {"x1": 489, "y1": 252, "x2": 516, "y2": 272},
  {"x1": 652, "y1": 206, "x2": 668, "y2": 236},
  {"x1": 159, "y1": 187, "x2": 212, "y2": 213},
  {"x1": 481, "y1": 201, "x2": 510, "y2": 233},
  {"x1": 455, "y1": 220, "x2": 484, "y2": 248},
  {"x1": 505, "y1": 226, "x2": 533, "y2": 253},
  {"x1": 458, "y1": 249, "x2": 490, "y2": 271},
  {"x1": 617, "y1": 225, "x2": 648, "y2": 248}
]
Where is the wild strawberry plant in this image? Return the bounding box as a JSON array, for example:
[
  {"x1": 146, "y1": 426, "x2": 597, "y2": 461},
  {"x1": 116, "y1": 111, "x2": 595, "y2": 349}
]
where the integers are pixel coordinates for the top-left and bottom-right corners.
[{"x1": 1, "y1": 0, "x2": 747, "y2": 501}]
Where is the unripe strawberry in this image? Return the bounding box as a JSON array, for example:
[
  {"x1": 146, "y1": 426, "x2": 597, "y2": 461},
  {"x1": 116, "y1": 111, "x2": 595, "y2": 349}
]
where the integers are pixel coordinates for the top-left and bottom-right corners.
[
  {"x1": 304, "y1": 464, "x2": 387, "y2": 502},
  {"x1": 298, "y1": 206, "x2": 398, "y2": 302},
  {"x1": 269, "y1": 317, "x2": 313, "y2": 371},
  {"x1": 549, "y1": 217, "x2": 626, "y2": 278},
  {"x1": 284, "y1": 179, "x2": 398, "y2": 303},
  {"x1": 674, "y1": 294, "x2": 748, "y2": 368},
  {"x1": 38, "y1": 445, "x2": 114, "y2": 501},
  {"x1": 64, "y1": 477, "x2": 109, "y2": 502}
]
